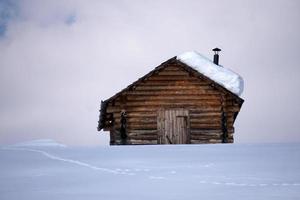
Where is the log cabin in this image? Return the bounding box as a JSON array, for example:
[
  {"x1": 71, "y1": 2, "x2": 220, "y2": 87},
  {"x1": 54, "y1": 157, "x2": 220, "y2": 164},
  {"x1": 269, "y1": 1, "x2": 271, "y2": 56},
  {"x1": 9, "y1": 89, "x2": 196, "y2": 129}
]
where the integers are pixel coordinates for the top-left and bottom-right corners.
[{"x1": 97, "y1": 49, "x2": 244, "y2": 145}]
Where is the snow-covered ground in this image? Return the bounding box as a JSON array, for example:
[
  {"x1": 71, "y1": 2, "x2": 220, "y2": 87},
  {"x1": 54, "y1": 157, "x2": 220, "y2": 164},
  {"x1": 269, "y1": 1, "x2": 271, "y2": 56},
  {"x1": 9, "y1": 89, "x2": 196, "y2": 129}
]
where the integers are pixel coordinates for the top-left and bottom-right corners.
[{"x1": 1, "y1": 140, "x2": 300, "y2": 200}]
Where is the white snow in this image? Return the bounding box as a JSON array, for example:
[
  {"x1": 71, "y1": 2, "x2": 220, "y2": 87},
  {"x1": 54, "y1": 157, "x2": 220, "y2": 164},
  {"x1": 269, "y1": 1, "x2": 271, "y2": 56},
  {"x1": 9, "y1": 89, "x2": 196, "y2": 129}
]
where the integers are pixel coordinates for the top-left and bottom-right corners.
[
  {"x1": 177, "y1": 51, "x2": 244, "y2": 96},
  {"x1": 12, "y1": 139, "x2": 67, "y2": 148},
  {"x1": 1, "y1": 142, "x2": 300, "y2": 200}
]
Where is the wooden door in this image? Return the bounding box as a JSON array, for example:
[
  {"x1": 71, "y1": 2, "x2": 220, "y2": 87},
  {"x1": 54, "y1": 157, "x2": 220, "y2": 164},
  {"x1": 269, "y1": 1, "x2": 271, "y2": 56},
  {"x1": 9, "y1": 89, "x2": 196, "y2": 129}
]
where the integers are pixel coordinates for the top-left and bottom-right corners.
[{"x1": 157, "y1": 109, "x2": 189, "y2": 144}]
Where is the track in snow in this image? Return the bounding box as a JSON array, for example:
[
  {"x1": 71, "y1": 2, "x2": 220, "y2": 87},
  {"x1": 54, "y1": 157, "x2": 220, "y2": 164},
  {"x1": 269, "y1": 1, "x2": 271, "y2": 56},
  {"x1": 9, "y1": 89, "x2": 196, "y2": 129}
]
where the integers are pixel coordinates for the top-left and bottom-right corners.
[
  {"x1": 1, "y1": 147, "x2": 134, "y2": 175},
  {"x1": 2, "y1": 146, "x2": 300, "y2": 187}
]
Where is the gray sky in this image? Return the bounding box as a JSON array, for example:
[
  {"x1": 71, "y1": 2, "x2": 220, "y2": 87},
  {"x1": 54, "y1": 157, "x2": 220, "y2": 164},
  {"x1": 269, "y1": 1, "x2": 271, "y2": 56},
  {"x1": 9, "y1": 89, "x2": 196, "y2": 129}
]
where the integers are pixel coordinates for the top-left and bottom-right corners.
[{"x1": 0, "y1": 0, "x2": 299, "y2": 146}]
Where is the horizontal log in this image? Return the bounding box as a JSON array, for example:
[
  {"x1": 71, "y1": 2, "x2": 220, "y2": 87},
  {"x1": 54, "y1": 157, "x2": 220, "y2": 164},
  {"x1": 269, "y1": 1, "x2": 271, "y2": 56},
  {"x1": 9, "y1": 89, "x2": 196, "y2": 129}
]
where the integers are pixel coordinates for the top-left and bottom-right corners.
[
  {"x1": 107, "y1": 107, "x2": 158, "y2": 113},
  {"x1": 191, "y1": 133, "x2": 222, "y2": 137},
  {"x1": 225, "y1": 100, "x2": 234, "y2": 106},
  {"x1": 228, "y1": 136, "x2": 233, "y2": 140},
  {"x1": 190, "y1": 129, "x2": 223, "y2": 135},
  {"x1": 111, "y1": 111, "x2": 157, "y2": 118},
  {"x1": 162, "y1": 66, "x2": 181, "y2": 71},
  {"x1": 114, "y1": 101, "x2": 221, "y2": 107},
  {"x1": 147, "y1": 75, "x2": 205, "y2": 81},
  {"x1": 126, "y1": 112, "x2": 157, "y2": 118},
  {"x1": 129, "y1": 139, "x2": 158, "y2": 145},
  {"x1": 115, "y1": 117, "x2": 226, "y2": 127},
  {"x1": 126, "y1": 117, "x2": 157, "y2": 124},
  {"x1": 190, "y1": 135, "x2": 221, "y2": 140},
  {"x1": 190, "y1": 123, "x2": 222, "y2": 129},
  {"x1": 125, "y1": 119, "x2": 156, "y2": 124},
  {"x1": 129, "y1": 135, "x2": 158, "y2": 140},
  {"x1": 190, "y1": 118, "x2": 221, "y2": 123},
  {"x1": 189, "y1": 112, "x2": 221, "y2": 117},
  {"x1": 125, "y1": 90, "x2": 220, "y2": 95},
  {"x1": 107, "y1": 106, "x2": 222, "y2": 113},
  {"x1": 190, "y1": 121, "x2": 221, "y2": 125},
  {"x1": 225, "y1": 109, "x2": 241, "y2": 114},
  {"x1": 190, "y1": 140, "x2": 212, "y2": 144},
  {"x1": 128, "y1": 99, "x2": 218, "y2": 105},
  {"x1": 105, "y1": 116, "x2": 234, "y2": 130},
  {"x1": 127, "y1": 130, "x2": 157, "y2": 135},
  {"x1": 126, "y1": 121, "x2": 155, "y2": 126},
  {"x1": 157, "y1": 71, "x2": 189, "y2": 76},
  {"x1": 114, "y1": 121, "x2": 156, "y2": 127},
  {"x1": 129, "y1": 134, "x2": 157, "y2": 139},
  {"x1": 115, "y1": 116, "x2": 223, "y2": 123},
  {"x1": 125, "y1": 98, "x2": 221, "y2": 103},
  {"x1": 126, "y1": 95, "x2": 220, "y2": 101},
  {"x1": 110, "y1": 95, "x2": 240, "y2": 109},
  {"x1": 224, "y1": 106, "x2": 240, "y2": 112},
  {"x1": 139, "y1": 80, "x2": 210, "y2": 86},
  {"x1": 208, "y1": 139, "x2": 223, "y2": 143},
  {"x1": 134, "y1": 85, "x2": 215, "y2": 91},
  {"x1": 114, "y1": 121, "x2": 157, "y2": 127},
  {"x1": 127, "y1": 124, "x2": 157, "y2": 130}
]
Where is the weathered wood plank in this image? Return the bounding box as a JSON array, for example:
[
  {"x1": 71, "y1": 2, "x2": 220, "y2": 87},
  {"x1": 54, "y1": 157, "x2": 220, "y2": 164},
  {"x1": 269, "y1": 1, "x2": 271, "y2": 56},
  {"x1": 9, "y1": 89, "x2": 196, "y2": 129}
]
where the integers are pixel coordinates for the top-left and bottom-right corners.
[
  {"x1": 127, "y1": 129, "x2": 157, "y2": 135},
  {"x1": 129, "y1": 135, "x2": 158, "y2": 140},
  {"x1": 126, "y1": 95, "x2": 220, "y2": 101},
  {"x1": 126, "y1": 117, "x2": 157, "y2": 123},
  {"x1": 190, "y1": 140, "x2": 211, "y2": 144},
  {"x1": 157, "y1": 71, "x2": 189, "y2": 76},
  {"x1": 190, "y1": 135, "x2": 221, "y2": 140},
  {"x1": 126, "y1": 112, "x2": 157, "y2": 118},
  {"x1": 134, "y1": 85, "x2": 215, "y2": 91},
  {"x1": 190, "y1": 123, "x2": 222, "y2": 129},
  {"x1": 107, "y1": 105, "x2": 223, "y2": 113},
  {"x1": 107, "y1": 107, "x2": 158, "y2": 113},
  {"x1": 208, "y1": 139, "x2": 223, "y2": 143},
  {"x1": 189, "y1": 112, "x2": 222, "y2": 117},
  {"x1": 147, "y1": 75, "x2": 206, "y2": 81},
  {"x1": 125, "y1": 90, "x2": 220, "y2": 95},
  {"x1": 162, "y1": 66, "x2": 181, "y2": 71},
  {"x1": 115, "y1": 101, "x2": 221, "y2": 107},
  {"x1": 139, "y1": 81, "x2": 210, "y2": 87},
  {"x1": 190, "y1": 129, "x2": 223, "y2": 135},
  {"x1": 190, "y1": 118, "x2": 221, "y2": 123},
  {"x1": 129, "y1": 139, "x2": 158, "y2": 145},
  {"x1": 127, "y1": 124, "x2": 157, "y2": 130}
]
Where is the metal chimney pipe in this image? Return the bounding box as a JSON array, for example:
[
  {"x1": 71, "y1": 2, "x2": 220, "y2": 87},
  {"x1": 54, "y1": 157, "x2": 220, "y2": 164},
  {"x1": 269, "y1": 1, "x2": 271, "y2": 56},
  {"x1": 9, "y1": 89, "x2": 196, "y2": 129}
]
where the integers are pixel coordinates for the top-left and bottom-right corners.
[{"x1": 212, "y1": 48, "x2": 221, "y2": 65}]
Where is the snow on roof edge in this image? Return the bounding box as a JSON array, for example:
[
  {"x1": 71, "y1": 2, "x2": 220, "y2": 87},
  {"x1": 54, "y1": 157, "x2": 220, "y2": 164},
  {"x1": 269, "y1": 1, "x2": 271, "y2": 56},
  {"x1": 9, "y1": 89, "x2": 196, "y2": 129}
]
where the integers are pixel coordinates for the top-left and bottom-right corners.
[{"x1": 176, "y1": 51, "x2": 244, "y2": 96}]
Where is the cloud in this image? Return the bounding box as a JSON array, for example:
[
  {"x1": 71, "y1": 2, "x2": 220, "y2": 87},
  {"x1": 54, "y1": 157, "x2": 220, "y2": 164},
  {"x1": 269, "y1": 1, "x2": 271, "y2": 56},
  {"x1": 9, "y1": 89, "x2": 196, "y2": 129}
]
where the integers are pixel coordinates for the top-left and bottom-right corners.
[{"x1": 0, "y1": 0, "x2": 19, "y2": 36}]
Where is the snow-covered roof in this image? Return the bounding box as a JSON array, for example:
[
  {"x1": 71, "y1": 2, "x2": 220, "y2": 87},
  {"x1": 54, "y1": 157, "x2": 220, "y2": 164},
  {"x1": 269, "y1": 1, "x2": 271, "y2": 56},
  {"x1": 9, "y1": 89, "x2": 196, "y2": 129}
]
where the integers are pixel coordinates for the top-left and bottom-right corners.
[{"x1": 176, "y1": 51, "x2": 244, "y2": 96}]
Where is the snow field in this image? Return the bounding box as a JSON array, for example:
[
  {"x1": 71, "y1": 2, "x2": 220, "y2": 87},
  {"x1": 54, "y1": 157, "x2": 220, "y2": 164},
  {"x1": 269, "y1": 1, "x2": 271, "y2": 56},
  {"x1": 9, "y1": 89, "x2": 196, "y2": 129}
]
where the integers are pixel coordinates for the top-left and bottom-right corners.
[{"x1": 0, "y1": 141, "x2": 299, "y2": 200}]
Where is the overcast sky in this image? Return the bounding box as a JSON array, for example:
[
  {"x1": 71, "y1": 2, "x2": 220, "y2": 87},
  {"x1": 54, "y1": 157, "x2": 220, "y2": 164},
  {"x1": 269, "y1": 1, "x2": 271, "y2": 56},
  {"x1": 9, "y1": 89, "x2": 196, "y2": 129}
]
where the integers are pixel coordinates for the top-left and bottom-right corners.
[{"x1": 0, "y1": 0, "x2": 299, "y2": 146}]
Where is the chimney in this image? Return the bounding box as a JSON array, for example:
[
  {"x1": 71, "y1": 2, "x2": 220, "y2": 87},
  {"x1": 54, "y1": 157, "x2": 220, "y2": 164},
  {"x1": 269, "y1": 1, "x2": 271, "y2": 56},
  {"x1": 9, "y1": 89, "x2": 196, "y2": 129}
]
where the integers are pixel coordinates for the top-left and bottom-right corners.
[{"x1": 212, "y1": 48, "x2": 221, "y2": 65}]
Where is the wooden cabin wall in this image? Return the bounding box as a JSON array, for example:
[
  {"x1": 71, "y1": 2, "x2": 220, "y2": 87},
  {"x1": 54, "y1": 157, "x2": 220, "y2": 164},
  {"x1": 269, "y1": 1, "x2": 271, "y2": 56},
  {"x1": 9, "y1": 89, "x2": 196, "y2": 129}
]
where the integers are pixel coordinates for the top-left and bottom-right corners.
[{"x1": 104, "y1": 63, "x2": 241, "y2": 145}]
